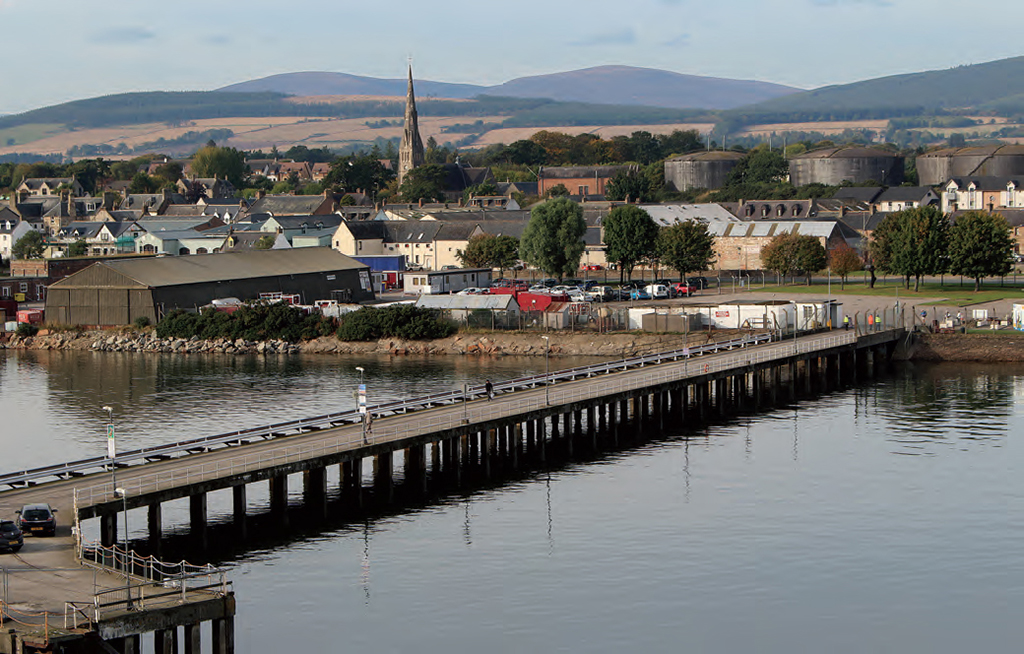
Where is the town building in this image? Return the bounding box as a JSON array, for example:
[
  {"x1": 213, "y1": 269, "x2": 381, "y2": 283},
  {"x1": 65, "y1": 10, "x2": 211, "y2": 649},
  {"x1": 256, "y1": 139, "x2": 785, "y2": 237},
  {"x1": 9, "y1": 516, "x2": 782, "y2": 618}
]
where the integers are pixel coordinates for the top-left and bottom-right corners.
[{"x1": 45, "y1": 248, "x2": 374, "y2": 326}]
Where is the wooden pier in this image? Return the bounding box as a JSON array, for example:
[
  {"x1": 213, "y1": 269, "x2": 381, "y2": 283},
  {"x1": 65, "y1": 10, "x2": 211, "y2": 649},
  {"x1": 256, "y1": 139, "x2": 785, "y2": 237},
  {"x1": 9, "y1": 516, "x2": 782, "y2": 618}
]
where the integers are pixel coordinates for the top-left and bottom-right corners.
[{"x1": 0, "y1": 328, "x2": 905, "y2": 653}]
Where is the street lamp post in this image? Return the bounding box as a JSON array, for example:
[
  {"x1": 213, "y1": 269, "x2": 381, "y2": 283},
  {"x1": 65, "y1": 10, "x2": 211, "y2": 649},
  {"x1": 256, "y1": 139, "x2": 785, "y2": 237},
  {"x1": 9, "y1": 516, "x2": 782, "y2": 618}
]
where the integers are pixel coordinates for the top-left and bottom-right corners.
[
  {"x1": 355, "y1": 367, "x2": 367, "y2": 444},
  {"x1": 541, "y1": 336, "x2": 550, "y2": 405},
  {"x1": 103, "y1": 406, "x2": 116, "y2": 495},
  {"x1": 114, "y1": 487, "x2": 132, "y2": 610}
]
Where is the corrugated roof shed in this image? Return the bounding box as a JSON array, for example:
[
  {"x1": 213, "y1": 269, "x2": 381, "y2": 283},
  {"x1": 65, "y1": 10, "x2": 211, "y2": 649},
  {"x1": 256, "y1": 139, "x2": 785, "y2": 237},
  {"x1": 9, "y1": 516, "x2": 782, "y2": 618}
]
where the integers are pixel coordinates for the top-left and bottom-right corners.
[
  {"x1": 56, "y1": 247, "x2": 366, "y2": 288},
  {"x1": 415, "y1": 294, "x2": 518, "y2": 311}
]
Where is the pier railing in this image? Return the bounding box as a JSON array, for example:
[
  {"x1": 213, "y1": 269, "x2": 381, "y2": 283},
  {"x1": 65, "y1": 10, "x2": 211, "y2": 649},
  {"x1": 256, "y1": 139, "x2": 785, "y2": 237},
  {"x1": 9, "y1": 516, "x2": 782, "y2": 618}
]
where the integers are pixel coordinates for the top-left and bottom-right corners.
[
  {"x1": 0, "y1": 332, "x2": 778, "y2": 492},
  {"x1": 69, "y1": 330, "x2": 860, "y2": 508}
]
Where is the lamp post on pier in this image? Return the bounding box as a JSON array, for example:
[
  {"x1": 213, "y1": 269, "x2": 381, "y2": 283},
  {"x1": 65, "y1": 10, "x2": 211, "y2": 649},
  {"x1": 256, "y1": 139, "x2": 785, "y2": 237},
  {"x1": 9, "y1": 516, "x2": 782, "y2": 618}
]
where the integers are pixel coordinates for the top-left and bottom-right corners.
[
  {"x1": 103, "y1": 405, "x2": 116, "y2": 495},
  {"x1": 114, "y1": 487, "x2": 132, "y2": 610},
  {"x1": 541, "y1": 336, "x2": 550, "y2": 405},
  {"x1": 355, "y1": 367, "x2": 367, "y2": 443}
]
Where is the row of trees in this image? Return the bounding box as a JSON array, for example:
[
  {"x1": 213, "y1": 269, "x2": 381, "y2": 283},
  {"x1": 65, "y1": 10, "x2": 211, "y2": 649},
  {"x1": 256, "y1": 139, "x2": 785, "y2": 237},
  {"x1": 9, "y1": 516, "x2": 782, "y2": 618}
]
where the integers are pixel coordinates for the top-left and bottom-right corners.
[{"x1": 870, "y1": 207, "x2": 1014, "y2": 291}]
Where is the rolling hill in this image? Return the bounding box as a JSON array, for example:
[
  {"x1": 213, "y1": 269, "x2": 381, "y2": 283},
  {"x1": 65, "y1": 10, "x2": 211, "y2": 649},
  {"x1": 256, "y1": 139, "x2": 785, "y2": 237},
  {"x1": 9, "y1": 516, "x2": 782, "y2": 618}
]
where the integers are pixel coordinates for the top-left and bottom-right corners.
[
  {"x1": 218, "y1": 65, "x2": 801, "y2": 111},
  {"x1": 733, "y1": 56, "x2": 1024, "y2": 121}
]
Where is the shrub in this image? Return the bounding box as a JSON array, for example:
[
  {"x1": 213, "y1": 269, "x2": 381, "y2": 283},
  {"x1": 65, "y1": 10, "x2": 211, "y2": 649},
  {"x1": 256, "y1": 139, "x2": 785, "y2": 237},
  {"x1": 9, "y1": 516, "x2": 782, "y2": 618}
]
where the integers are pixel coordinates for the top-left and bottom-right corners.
[
  {"x1": 133, "y1": 316, "x2": 151, "y2": 329},
  {"x1": 15, "y1": 323, "x2": 38, "y2": 337},
  {"x1": 155, "y1": 302, "x2": 336, "y2": 343},
  {"x1": 336, "y1": 305, "x2": 456, "y2": 341}
]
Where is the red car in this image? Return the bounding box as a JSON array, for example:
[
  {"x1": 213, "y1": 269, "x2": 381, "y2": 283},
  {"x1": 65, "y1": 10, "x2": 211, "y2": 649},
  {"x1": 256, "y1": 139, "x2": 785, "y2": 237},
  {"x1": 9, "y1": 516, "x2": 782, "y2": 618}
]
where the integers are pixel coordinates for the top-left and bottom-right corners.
[
  {"x1": 672, "y1": 282, "x2": 697, "y2": 297},
  {"x1": 582, "y1": 264, "x2": 603, "y2": 271}
]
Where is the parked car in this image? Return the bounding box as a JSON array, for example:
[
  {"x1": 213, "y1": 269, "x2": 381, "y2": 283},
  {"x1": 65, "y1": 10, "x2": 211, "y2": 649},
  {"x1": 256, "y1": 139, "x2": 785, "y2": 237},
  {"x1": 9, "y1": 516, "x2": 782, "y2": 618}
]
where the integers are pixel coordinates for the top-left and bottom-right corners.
[
  {"x1": 630, "y1": 289, "x2": 652, "y2": 301},
  {"x1": 540, "y1": 278, "x2": 558, "y2": 287},
  {"x1": 17, "y1": 504, "x2": 57, "y2": 537},
  {"x1": 564, "y1": 278, "x2": 584, "y2": 288},
  {"x1": 581, "y1": 280, "x2": 598, "y2": 291},
  {"x1": 620, "y1": 282, "x2": 641, "y2": 291},
  {"x1": 0, "y1": 520, "x2": 23, "y2": 553},
  {"x1": 644, "y1": 284, "x2": 670, "y2": 299},
  {"x1": 567, "y1": 290, "x2": 587, "y2": 302},
  {"x1": 441, "y1": 265, "x2": 460, "y2": 270},
  {"x1": 671, "y1": 282, "x2": 698, "y2": 297},
  {"x1": 687, "y1": 276, "x2": 709, "y2": 289},
  {"x1": 582, "y1": 264, "x2": 603, "y2": 271},
  {"x1": 586, "y1": 285, "x2": 615, "y2": 302},
  {"x1": 456, "y1": 287, "x2": 487, "y2": 295}
]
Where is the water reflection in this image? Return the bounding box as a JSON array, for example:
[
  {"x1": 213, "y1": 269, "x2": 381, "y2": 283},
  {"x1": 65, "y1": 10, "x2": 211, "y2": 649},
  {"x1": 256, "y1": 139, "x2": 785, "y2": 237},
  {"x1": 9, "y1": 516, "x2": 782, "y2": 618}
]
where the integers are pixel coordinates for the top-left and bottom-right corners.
[{"x1": 876, "y1": 363, "x2": 1014, "y2": 454}]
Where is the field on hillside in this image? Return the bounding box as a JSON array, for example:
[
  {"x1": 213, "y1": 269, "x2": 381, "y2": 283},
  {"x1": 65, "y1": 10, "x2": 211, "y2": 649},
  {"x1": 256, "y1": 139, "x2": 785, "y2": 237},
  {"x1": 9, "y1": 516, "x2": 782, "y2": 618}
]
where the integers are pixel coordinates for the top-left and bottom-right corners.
[
  {"x1": 0, "y1": 114, "x2": 508, "y2": 156},
  {"x1": 469, "y1": 123, "x2": 717, "y2": 147}
]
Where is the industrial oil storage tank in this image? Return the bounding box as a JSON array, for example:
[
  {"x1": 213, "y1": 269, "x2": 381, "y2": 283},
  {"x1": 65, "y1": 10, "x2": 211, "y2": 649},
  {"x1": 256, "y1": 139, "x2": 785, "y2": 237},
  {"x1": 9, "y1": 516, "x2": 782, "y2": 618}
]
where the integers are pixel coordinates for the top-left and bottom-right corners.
[
  {"x1": 918, "y1": 145, "x2": 1024, "y2": 185},
  {"x1": 664, "y1": 151, "x2": 745, "y2": 191},
  {"x1": 789, "y1": 146, "x2": 904, "y2": 187}
]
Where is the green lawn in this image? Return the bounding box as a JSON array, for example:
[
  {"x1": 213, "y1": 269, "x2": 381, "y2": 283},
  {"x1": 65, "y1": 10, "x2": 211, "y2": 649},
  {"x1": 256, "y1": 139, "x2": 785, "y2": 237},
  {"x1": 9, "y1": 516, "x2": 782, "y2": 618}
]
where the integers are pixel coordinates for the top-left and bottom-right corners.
[{"x1": 755, "y1": 278, "x2": 1024, "y2": 305}]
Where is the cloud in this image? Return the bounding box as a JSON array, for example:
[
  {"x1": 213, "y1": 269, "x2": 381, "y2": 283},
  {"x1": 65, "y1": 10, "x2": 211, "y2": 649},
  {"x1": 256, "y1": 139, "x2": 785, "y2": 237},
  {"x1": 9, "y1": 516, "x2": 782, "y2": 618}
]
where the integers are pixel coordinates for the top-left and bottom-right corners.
[
  {"x1": 662, "y1": 33, "x2": 690, "y2": 47},
  {"x1": 572, "y1": 28, "x2": 637, "y2": 47},
  {"x1": 92, "y1": 27, "x2": 158, "y2": 44}
]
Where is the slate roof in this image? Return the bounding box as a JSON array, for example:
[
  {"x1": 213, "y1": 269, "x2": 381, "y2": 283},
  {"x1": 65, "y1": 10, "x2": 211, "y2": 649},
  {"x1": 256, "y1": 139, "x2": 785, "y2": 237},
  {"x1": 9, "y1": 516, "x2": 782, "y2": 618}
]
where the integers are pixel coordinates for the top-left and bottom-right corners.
[
  {"x1": 832, "y1": 187, "x2": 884, "y2": 203},
  {"x1": 876, "y1": 186, "x2": 938, "y2": 203},
  {"x1": 55, "y1": 248, "x2": 366, "y2": 288},
  {"x1": 271, "y1": 215, "x2": 343, "y2": 231},
  {"x1": 440, "y1": 164, "x2": 494, "y2": 192},
  {"x1": 384, "y1": 222, "x2": 443, "y2": 243},
  {"x1": 20, "y1": 177, "x2": 74, "y2": 190},
  {"x1": 947, "y1": 176, "x2": 1021, "y2": 190},
  {"x1": 247, "y1": 195, "x2": 330, "y2": 215}
]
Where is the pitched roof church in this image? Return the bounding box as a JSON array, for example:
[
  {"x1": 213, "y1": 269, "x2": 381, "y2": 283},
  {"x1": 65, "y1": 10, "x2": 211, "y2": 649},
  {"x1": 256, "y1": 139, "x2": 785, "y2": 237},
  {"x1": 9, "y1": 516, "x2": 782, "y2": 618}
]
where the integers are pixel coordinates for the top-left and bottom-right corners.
[{"x1": 398, "y1": 66, "x2": 424, "y2": 186}]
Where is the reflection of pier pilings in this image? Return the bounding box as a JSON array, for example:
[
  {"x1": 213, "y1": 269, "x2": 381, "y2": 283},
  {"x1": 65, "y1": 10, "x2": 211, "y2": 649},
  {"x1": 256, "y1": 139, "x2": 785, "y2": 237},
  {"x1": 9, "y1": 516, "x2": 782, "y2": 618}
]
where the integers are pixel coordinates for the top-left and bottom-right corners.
[{"x1": 101, "y1": 343, "x2": 901, "y2": 573}]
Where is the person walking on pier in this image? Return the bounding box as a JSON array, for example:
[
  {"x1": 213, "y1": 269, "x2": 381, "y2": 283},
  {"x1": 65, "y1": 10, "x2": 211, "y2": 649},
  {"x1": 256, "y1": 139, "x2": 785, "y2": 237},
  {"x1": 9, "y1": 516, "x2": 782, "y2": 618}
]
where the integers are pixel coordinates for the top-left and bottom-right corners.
[
  {"x1": 485, "y1": 379, "x2": 494, "y2": 400},
  {"x1": 843, "y1": 315, "x2": 850, "y2": 331}
]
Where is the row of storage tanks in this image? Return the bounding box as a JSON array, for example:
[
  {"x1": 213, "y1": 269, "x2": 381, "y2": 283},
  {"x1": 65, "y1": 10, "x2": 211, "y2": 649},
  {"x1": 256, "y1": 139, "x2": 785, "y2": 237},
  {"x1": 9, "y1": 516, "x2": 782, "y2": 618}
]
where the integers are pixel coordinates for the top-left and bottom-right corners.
[{"x1": 665, "y1": 145, "x2": 1024, "y2": 191}]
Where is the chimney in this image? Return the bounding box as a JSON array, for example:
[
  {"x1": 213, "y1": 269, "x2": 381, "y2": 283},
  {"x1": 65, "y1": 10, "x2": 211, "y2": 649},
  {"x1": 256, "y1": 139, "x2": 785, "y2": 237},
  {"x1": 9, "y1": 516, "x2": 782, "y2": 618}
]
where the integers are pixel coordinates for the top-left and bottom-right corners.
[
  {"x1": 739, "y1": 199, "x2": 746, "y2": 207},
  {"x1": 257, "y1": 189, "x2": 266, "y2": 199},
  {"x1": 418, "y1": 198, "x2": 424, "y2": 208}
]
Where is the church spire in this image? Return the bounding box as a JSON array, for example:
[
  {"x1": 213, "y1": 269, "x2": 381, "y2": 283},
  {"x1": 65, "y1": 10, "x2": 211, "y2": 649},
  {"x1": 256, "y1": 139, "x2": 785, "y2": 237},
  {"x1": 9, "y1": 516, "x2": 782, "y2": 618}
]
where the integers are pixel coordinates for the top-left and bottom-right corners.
[{"x1": 398, "y1": 64, "x2": 425, "y2": 186}]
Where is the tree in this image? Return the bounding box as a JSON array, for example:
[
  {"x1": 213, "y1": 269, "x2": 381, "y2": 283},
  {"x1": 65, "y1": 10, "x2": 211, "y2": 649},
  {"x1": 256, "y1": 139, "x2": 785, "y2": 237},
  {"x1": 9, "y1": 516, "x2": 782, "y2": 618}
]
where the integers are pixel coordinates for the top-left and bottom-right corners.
[
  {"x1": 761, "y1": 232, "x2": 803, "y2": 284},
  {"x1": 520, "y1": 198, "x2": 587, "y2": 280},
  {"x1": 68, "y1": 240, "x2": 88, "y2": 257},
  {"x1": 546, "y1": 183, "x2": 569, "y2": 198},
  {"x1": 725, "y1": 147, "x2": 788, "y2": 185},
  {"x1": 153, "y1": 162, "x2": 183, "y2": 186},
  {"x1": 456, "y1": 234, "x2": 520, "y2": 275},
  {"x1": 605, "y1": 168, "x2": 655, "y2": 203},
  {"x1": 657, "y1": 221, "x2": 716, "y2": 281},
  {"x1": 828, "y1": 242, "x2": 863, "y2": 289},
  {"x1": 190, "y1": 145, "x2": 247, "y2": 188},
  {"x1": 794, "y1": 235, "x2": 827, "y2": 285},
  {"x1": 254, "y1": 235, "x2": 276, "y2": 250},
  {"x1": 398, "y1": 164, "x2": 447, "y2": 202},
  {"x1": 603, "y1": 205, "x2": 658, "y2": 281},
  {"x1": 462, "y1": 181, "x2": 499, "y2": 204},
  {"x1": 128, "y1": 172, "x2": 158, "y2": 194},
  {"x1": 870, "y1": 206, "x2": 948, "y2": 291},
  {"x1": 12, "y1": 231, "x2": 45, "y2": 259},
  {"x1": 948, "y1": 211, "x2": 1013, "y2": 291},
  {"x1": 504, "y1": 140, "x2": 547, "y2": 166}
]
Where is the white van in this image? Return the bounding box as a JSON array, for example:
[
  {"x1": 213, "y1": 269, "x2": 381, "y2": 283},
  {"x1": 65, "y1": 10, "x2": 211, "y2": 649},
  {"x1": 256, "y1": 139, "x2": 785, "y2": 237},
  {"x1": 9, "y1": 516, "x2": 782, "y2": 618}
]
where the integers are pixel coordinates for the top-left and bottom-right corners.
[{"x1": 644, "y1": 284, "x2": 669, "y2": 299}]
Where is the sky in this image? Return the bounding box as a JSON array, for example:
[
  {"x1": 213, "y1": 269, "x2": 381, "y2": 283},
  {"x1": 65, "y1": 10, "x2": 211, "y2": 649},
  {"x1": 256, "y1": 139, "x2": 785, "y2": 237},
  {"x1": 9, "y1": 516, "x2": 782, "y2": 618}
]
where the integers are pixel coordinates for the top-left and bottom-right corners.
[{"x1": 2, "y1": 0, "x2": 1023, "y2": 115}]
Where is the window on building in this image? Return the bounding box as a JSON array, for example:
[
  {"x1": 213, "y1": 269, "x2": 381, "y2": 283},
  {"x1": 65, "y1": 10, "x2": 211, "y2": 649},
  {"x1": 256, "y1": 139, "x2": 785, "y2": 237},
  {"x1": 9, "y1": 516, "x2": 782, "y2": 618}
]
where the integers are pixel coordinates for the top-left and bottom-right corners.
[
  {"x1": 1, "y1": 287, "x2": 9, "y2": 298},
  {"x1": 19, "y1": 282, "x2": 28, "y2": 293}
]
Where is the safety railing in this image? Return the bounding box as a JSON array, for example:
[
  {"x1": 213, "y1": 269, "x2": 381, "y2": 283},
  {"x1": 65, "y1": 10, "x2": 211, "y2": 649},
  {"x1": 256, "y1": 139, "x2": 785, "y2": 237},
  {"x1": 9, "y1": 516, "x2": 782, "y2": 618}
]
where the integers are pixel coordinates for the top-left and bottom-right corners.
[
  {"x1": 0, "y1": 600, "x2": 51, "y2": 635},
  {"x1": 69, "y1": 330, "x2": 865, "y2": 508},
  {"x1": 0, "y1": 333, "x2": 774, "y2": 491}
]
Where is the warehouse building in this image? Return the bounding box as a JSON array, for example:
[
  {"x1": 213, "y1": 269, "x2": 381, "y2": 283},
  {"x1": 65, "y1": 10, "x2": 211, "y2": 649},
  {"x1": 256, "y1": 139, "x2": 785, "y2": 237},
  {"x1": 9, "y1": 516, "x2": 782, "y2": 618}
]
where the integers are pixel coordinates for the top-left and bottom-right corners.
[{"x1": 45, "y1": 248, "x2": 374, "y2": 326}]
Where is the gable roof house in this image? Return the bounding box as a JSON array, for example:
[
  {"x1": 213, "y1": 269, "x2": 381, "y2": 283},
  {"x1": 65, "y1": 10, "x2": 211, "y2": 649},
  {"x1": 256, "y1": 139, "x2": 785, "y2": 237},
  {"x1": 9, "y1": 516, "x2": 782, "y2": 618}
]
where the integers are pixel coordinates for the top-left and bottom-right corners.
[
  {"x1": 244, "y1": 192, "x2": 338, "y2": 217},
  {"x1": 135, "y1": 229, "x2": 228, "y2": 256},
  {"x1": 176, "y1": 177, "x2": 237, "y2": 200},
  {"x1": 0, "y1": 216, "x2": 36, "y2": 262},
  {"x1": 874, "y1": 186, "x2": 940, "y2": 213},
  {"x1": 942, "y1": 177, "x2": 1024, "y2": 213},
  {"x1": 56, "y1": 221, "x2": 145, "y2": 256},
  {"x1": 17, "y1": 177, "x2": 84, "y2": 197},
  {"x1": 537, "y1": 165, "x2": 636, "y2": 198}
]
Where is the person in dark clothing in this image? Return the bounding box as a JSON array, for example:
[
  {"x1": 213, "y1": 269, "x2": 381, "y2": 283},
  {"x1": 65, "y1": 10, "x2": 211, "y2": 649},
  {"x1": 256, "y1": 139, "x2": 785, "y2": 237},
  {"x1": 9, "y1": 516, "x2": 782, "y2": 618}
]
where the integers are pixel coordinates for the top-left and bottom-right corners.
[{"x1": 485, "y1": 379, "x2": 493, "y2": 400}]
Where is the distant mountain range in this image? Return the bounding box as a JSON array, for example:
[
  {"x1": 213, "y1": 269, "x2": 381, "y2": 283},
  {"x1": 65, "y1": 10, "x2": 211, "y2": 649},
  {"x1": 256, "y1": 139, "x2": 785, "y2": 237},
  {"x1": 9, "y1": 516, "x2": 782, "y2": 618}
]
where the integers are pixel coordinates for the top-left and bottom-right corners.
[
  {"x1": 217, "y1": 65, "x2": 801, "y2": 111},
  {"x1": 736, "y1": 55, "x2": 1024, "y2": 118}
]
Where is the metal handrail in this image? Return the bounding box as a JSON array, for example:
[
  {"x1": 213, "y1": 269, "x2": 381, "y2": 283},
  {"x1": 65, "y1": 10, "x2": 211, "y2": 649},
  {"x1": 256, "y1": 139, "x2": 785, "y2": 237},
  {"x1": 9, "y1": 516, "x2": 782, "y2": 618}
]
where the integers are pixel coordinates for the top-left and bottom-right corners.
[
  {"x1": 70, "y1": 330, "x2": 863, "y2": 508},
  {"x1": 0, "y1": 333, "x2": 774, "y2": 490}
]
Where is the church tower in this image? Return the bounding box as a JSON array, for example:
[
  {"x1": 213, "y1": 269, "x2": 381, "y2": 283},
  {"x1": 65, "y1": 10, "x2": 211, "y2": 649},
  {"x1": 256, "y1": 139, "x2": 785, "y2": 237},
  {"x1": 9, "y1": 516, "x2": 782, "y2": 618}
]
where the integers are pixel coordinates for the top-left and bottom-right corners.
[{"x1": 398, "y1": 65, "x2": 425, "y2": 186}]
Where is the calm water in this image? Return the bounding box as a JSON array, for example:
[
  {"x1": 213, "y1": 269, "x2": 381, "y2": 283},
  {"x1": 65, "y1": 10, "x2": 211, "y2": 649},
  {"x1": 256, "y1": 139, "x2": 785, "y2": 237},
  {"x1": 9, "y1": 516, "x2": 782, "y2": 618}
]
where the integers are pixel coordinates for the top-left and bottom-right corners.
[{"x1": 3, "y1": 351, "x2": 1024, "y2": 653}]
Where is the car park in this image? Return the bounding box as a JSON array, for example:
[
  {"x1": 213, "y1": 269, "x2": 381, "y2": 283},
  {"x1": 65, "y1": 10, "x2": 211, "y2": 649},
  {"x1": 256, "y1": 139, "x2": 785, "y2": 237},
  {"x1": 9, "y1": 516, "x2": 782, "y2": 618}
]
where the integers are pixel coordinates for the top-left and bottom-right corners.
[
  {"x1": 567, "y1": 290, "x2": 587, "y2": 302},
  {"x1": 0, "y1": 520, "x2": 23, "y2": 552},
  {"x1": 644, "y1": 284, "x2": 670, "y2": 299},
  {"x1": 17, "y1": 504, "x2": 57, "y2": 537},
  {"x1": 671, "y1": 282, "x2": 697, "y2": 297}
]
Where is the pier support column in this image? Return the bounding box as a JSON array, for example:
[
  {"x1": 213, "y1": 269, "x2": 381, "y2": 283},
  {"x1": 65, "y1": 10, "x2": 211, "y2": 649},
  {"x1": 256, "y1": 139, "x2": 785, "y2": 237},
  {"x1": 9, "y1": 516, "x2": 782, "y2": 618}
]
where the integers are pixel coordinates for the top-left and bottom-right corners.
[
  {"x1": 484, "y1": 430, "x2": 495, "y2": 478},
  {"x1": 232, "y1": 484, "x2": 247, "y2": 540},
  {"x1": 121, "y1": 634, "x2": 140, "y2": 654},
  {"x1": 269, "y1": 475, "x2": 288, "y2": 525},
  {"x1": 183, "y1": 623, "x2": 201, "y2": 654},
  {"x1": 406, "y1": 444, "x2": 427, "y2": 492},
  {"x1": 587, "y1": 405, "x2": 596, "y2": 447},
  {"x1": 537, "y1": 419, "x2": 547, "y2": 462},
  {"x1": 147, "y1": 502, "x2": 162, "y2": 556},
  {"x1": 190, "y1": 492, "x2": 208, "y2": 548},
  {"x1": 154, "y1": 628, "x2": 177, "y2": 654},
  {"x1": 374, "y1": 453, "x2": 394, "y2": 503},
  {"x1": 431, "y1": 440, "x2": 442, "y2": 475},
  {"x1": 303, "y1": 468, "x2": 327, "y2": 517},
  {"x1": 212, "y1": 615, "x2": 235, "y2": 654},
  {"x1": 101, "y1": 513, "x2": 117, "y2": 548},
  {"x1": 526, "y1": 420, "x2": 536, "y2": 456},
  {"x1": 342, "y1": 458, "x2": 363, "y2": 508}
]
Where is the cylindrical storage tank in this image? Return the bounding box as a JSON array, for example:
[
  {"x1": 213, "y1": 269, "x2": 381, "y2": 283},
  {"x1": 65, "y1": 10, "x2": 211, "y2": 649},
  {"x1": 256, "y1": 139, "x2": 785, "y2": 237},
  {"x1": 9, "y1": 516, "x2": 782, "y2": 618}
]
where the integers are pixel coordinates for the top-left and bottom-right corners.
[
  {"x1": 916, "y1": 148, "x2": 957, "y2": 186},
  {"x1": 789, "y1": 147, "x2": 904, "y2": 187},
  {"x1": 919, "y1": 145, "x2": 1024, "y2": 185},
  {"x1": 664, "y1": 151, "x2": 745, "y2": 191}
]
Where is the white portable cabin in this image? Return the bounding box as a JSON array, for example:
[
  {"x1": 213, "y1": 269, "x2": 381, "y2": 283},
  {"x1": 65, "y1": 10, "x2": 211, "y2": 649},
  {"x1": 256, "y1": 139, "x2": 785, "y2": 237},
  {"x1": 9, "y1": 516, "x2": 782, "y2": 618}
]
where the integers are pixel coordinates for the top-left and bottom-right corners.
[
  {"x1": 403, "y1": 268, "x2": 493, "y2": 295},
  {"x1": 793, "y1": 299, "x2": 843, "y2": 331},
  {"x1": 693, "y1": 301, "x2": 796, "y2": 330}
]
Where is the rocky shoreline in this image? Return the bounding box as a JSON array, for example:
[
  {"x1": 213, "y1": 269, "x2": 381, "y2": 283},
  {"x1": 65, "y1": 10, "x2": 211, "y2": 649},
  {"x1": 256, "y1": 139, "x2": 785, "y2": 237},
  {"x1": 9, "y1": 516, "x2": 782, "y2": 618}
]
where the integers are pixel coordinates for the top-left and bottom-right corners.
[
  {"x1": 0, "y1": 329, "x2": 701, "y2": 358},
  {"x1": 2, "y1": 329, "x2": 1023, "y2": 361}
]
